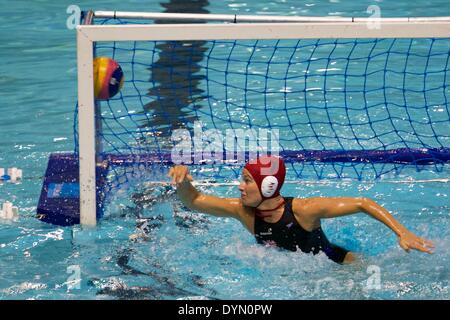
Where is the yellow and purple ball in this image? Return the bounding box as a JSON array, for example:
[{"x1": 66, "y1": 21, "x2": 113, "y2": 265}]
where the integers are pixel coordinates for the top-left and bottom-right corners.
[{"x1": 94, "y1": 57, "x2": 124, "y2": 100}]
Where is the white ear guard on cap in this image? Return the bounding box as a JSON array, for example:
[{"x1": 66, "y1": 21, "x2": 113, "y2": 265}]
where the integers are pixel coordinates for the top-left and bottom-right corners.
[{"x1": 260, "y1": 176, "x2": 279, "y2": 198}]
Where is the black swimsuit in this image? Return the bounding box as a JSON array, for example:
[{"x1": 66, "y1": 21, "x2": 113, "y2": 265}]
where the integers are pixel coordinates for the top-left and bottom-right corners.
[{"x1": 254, "y1": 197, "x2": 349, "y2": 264}]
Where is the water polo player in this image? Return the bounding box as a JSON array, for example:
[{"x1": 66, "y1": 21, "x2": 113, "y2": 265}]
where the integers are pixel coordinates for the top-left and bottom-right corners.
[{"x1": 168, "y1": 155, "x2": 434, "y2": 264}]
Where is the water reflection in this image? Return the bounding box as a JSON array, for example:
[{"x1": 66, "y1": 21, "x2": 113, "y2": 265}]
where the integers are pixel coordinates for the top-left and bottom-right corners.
[
  {"x1": 141, "y1": 0, "x2": 210, "y2": 147},
  {"x1": 101, "y1": 0, "x2": 214, "y2": 300}
]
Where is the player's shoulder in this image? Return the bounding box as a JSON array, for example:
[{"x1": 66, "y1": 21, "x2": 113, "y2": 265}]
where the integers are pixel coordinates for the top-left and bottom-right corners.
[
  {"x1": 291, "y1": 197, "x2": 309, "y2": 211},
  {"x1": 291, "y1": 197, "x2": 324, "y2": 216},
  {"x1": 291, "y1": 197, "x2": 322, "y2": 229}
]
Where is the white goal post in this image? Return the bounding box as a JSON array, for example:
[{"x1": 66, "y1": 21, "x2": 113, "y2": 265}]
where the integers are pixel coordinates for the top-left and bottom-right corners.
[{"x1": 76, "y1": 11, "x2": 450, "y2": 226}]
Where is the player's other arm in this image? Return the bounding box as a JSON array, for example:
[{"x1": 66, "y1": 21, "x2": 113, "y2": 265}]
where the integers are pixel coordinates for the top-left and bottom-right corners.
[{"x1": 300, "y1": 197, "x2": 434, "y2": 254}]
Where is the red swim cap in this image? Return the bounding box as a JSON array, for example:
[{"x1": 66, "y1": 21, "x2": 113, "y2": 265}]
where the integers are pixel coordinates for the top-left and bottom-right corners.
[{"x1": 244, "y1": 155, "x2": 286, "y2": 201}]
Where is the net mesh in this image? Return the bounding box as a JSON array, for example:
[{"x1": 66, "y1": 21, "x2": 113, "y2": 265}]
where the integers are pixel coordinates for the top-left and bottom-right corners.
[{"x1": 74, "y1": 17, "x2": 450, "y2": 185}]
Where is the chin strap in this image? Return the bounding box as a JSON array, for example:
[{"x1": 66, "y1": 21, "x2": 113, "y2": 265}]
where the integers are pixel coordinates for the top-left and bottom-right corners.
[{"x1": 255, "y1": 199, "x2": 285, "y2": 218}]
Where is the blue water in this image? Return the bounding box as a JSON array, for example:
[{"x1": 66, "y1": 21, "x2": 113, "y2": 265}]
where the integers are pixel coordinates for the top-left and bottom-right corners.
[{"x1": 0, "y1": 0, "x2": 449, "y2": 299}]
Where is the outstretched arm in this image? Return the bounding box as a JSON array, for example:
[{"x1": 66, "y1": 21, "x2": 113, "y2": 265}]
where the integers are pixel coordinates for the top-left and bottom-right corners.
[
  {"x1": 168, "y1": 165, "x2": 241, "y2": 219},
  {"x1": 300, "y1": 197, "x2": 434, "y2": 254}
]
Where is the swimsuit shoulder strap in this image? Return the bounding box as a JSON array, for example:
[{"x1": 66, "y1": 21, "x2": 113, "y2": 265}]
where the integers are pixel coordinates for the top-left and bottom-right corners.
[
  {"x1": 284, "y1": 197, "x2": 294, "y2": 210},
  {"x1": 275, "y1": 197, "x2": 295, "y2": 225},
  {"x1": 282, "y1": 196, "x2": 310, "y2": 232}
]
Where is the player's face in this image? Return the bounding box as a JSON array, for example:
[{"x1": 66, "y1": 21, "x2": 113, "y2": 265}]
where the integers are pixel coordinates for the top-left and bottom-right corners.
[{"x1": 238, "y1": 169, "x2": 262, "y2": 207}]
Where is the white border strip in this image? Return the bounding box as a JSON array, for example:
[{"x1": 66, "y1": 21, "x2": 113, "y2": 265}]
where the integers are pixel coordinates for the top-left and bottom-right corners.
[
  {"x1": 143, "y1": 179, "x2": 449, "y2": 187},
  {"x1": 94, "y1": 11, "x2": 450, "y2": 23},
  {"x1": 94, "y1": 11, "x2": 352, "y2": 22}
]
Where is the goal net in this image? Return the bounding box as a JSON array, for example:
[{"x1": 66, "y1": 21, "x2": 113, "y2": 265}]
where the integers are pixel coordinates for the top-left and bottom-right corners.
[{"x1": 42, "y1": 12, "x2": 450, "y2": 225}]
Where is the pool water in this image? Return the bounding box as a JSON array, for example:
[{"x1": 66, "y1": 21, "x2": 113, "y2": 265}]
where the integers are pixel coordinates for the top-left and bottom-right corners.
[
  {"x1": 1, "y1": 178, "x2": 448, "y2": 299},
  {"x1": 0, "y1": 0, "x2": 449, "y2": 299}
]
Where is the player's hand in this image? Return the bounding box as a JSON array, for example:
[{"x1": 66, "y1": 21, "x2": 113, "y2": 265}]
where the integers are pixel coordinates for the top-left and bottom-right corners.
[
  {"x1": 398, "y1": 230, "x2": 434, "y2": 254},
  {"x1": 168, "y1": 165, "x2": 193, "y2": 185}
]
